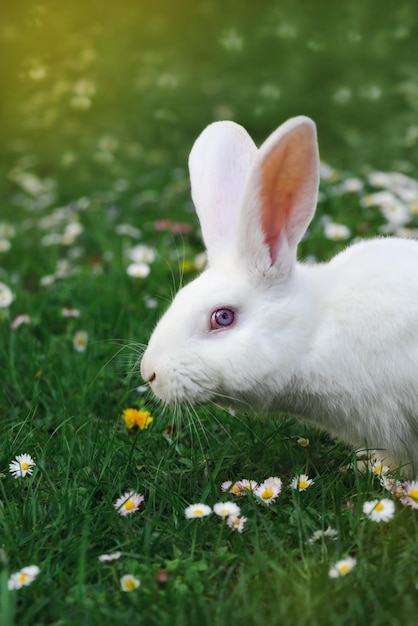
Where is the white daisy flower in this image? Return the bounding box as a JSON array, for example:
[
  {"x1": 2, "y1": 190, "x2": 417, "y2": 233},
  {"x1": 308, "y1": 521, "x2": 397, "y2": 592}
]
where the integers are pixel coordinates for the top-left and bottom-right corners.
[
  {"x1": 184, "y1": 503, "x2": 212, "y2": 519},
  {"x1": 221, "y1": 479, "x2": 258, "y2": 496},
  {"x1": 98, "y1": 551, "x2": 122, "y2": 563},
  {"x1": 8, "y1": 565, "x2": 40, "y2": 590},
  {"x1": 254, "y1": 477, "x2": 282, "y2": 504},
  {"x1": 308, "y1": 526, "x2": 338, "y2": 544},
  {"x1": 213, "y1": 501, "x2": 241, "y2": 518},
  {"x1": 0, "y1": 239, "x2": 11, "y2": 252},
  {"x1": 363, "y1": 498, "x2": 395, "y2": 522},
  {"x1": 128, "y1": 244, "x2": 156, "y2": 264},
  {"x1": 400, "y1": 480, "x2": 418, "y2": 509},
  {"x1": 340, "y1": 177, "x2": 364, "y2": 193},
  {"x1": 73, "y1": 330, "x2": 88, "y2": 352},
  {"x1": 0, "y1": 282, "x2": 14, "y2": 308},
  {"x1": 114, "y1": 491, "x2": 145, "y2": 516},
  {"x1": 290, "y1": 474, "x2": 314, "y2": 491},
  {"x1": 379, "y1": 476, "x2": 403, "y2": 496},
  {"x1": 9, "y1": 454, "x2": 36, "y2": 478},
  {"x1": 238, "y1": 479, "x2": 258, "y2": 494},
  {"x1": 120, "y1": 574, "x2": 140, "y2": 592},
  {"x1": 297, "y1": 437, "x2": 310, "y2": 447},
  {"x1": 323, "y1": 221, "x2": 352, "y2": 241},
  {"x1": 126, "y1": 262, "x2": 151, "y2": 278},
  {"x1": 369, "y1": 461, "x2": 390, "y2": 476},
  {"x1": 11, "y1": 314, "x2": 31, "y2": 330},
  {"x1": 227, "y1": 515, "x2": 247, "y2": 533},
  {"x1": 329, "y1": 557, "x2": 356, "y2": 578},
  {"x1": 61, "y1": 308, "x2": 81, "y2": 318},
  {"x1": 116, "y1": 223, "x2": 141, "y2": 238}
]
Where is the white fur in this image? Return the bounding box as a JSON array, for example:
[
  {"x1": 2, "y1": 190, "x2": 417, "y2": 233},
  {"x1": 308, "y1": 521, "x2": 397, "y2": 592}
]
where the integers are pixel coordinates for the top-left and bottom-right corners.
[{"x1": 141, "y1": 116, "x2": 418, "y2": 470}]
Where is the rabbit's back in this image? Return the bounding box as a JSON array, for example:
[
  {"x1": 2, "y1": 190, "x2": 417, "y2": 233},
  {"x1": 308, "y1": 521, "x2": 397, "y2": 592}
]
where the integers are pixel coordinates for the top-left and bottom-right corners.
[{"x1": 294, "y1": 237, "x2": 418, "y2": 466}]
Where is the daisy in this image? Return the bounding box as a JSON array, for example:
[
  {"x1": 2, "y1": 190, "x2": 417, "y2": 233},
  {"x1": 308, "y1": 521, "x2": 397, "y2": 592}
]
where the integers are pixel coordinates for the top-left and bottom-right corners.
[
  {"x1": 308, "y1": 526, "x2": 338, "y2": 544},
  {"x1": 11, "y1": 314, "x2": 31, "y2": 330},
  {"x1": 61, "y1": 307, "x2": 81, "y2": 318},
  {"x1": 114, "y1": 491, "x2": 145, "y2": 516},
  {"x1": 128, "y1": 244, "x2": 156, "y2": 264},
  {"x1": 116, "y1": 223, "x2": 142, "y2": 238},
  {"x1": 9, "y1": 453, "x2": 36, "y2": 478},
  {"x1": 213, "y1": 501, "x2": 241, "y2": 518},
  {"x1": 8, "y1": 565, "x2": 40, "y2": 590},
  {"x1": 297, "y1": 437, "x2": 310, "y2": 448},
  {"x1": 290, "y1": 474, "x2": 314, "y2": 491},
  {"x1": 323, "y1": 221, "x2": 352, "y2": 241},
  {"x1": 239, "y1": 479, "x2": 258, "y2": 494},
  {"x1": 0, "y1": 282, "x2": 14, "y2": 308},
  {"x1": 363, "y1": 498, "x2": 395, "y2": 522},
  {"x1": 400, "y1": 480, "x2": 418, "y2": 509},
  {"x1": 185, "y1": 503, "x2": 212, "y2": 519},
  {"x1": 0, "y1": 239, "x2": 11, "y2": 252},
  {"x1": 221, "y1": 480, "x2": 243, "y2": 496},
  {"x1": 221, "y1": 479, "x2": 258, "y2": 496},
  {"x1": 380, "y1": 476, "x2": 403, "y2": 497},
  {"x1": 126, "y1": 262, "x2": 150, "y2": 278},
  {"x1": 120, "y1": 574, "x2": 140, "y2": 592},
  {"x1": 122, "y1": 408, "x2": 153, "y2": 430},
  {"x1": 329, "y1": 557, "x2": 356, "y2": 578},
  {"x1": 370, "y1": 460, "x2": 390, "y2": 476},
  {"x1": 98, "y1": 551, "x2": 122, "y2": 563},
  {"x1": 73, "y1": 330, "x2": 88, "y2": 352},
  {"x1": 254, "y1": 477, "x2": 282, "y2": 504},
  {"x1": 227, "y1": 515, "x2": 247, "y2": 533}
]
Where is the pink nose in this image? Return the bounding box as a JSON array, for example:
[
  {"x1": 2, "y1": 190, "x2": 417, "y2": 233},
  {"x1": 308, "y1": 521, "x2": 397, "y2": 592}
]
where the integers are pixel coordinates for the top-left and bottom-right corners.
[{"x1": 140, "y1": 355, "x2": 156, "y2": 383}]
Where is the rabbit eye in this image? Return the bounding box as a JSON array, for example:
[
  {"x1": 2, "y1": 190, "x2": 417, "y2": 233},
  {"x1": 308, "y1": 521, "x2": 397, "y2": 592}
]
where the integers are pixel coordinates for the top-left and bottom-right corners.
[{"x1": 210, "y1": 308, "x2": 236, "y2": 330}]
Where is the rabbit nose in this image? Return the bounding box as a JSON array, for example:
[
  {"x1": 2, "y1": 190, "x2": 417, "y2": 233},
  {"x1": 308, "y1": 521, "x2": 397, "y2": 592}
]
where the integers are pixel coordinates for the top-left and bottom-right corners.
[{"x1": 140, "y1": 356, "x2": 156, "y2": 384}]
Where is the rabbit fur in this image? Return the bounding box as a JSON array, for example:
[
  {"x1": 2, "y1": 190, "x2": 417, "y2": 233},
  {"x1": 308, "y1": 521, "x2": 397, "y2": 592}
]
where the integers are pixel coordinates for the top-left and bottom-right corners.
[{"x1": 140, "y1": 116, "x2": 418, "y2": 471}]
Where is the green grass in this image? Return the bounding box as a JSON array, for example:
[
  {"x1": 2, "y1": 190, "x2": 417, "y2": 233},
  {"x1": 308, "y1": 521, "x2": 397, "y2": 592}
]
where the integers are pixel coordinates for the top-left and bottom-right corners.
[{"x1": 1, "y1": 1, "x2": 418, "y2": 624}]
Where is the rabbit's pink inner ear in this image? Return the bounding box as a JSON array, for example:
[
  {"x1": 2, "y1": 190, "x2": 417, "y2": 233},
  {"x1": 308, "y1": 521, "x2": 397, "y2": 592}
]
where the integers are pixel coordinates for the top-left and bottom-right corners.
[
  {"x1": 259, "y1": 125, "x2": 318, "y2": 265},
  {"x1": 259, "y1": 146, "x2": 294, "y2": 263}
]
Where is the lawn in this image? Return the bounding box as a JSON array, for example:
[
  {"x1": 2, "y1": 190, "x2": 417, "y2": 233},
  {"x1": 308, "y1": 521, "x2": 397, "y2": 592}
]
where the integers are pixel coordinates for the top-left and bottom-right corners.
[{"x1": 1, "y1": 1, "x2": 418, "y2": 625}]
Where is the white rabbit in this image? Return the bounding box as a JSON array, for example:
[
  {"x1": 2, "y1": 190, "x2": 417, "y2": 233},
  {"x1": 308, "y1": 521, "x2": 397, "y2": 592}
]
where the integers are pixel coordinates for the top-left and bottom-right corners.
[{"x1": 140, "y1": 116, "x2": 418, "y2": 471}]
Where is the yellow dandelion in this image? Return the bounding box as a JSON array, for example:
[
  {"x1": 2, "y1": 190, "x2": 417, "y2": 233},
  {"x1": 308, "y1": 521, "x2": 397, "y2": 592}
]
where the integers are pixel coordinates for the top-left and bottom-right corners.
[{"x1": 122, "y1": 408, "x2": 153, "y2": 430}]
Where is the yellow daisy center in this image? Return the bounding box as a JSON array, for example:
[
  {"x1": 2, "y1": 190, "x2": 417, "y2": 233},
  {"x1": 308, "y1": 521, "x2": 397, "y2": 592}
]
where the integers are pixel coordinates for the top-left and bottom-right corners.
[
  {"x1": 21, "y1": 462, "x2": 30, "y2": 470},
  {"x1": 194, "y1": 509, "x2": 203, "y2": 516},
  {"x1": 299, "y1": 480, "x2": 308, "y2": 489},
  {"x1": 409, "y1": 489, "x2": 418, "y2": 500},
  {"x1": 339, "y1": 564, "x2": 350, "y2": 574},
  {"x1": 262, "y1": 488, "x2": 274, "y2": 499},
  {"x1": 375, "y1": 502, "x2": 384, "y2": 512},
  {"x1": 124, "y1": 499, "x2": 135, "y2": 510},
  {"x1": 124, "y1": 578, "x2": 136, "y2": 590},
  {"x1": 231, "y1": 485, "x2": 241, "y2": 494},
  {"x1": 373, "y1": 465, "x2": 382, "y2": 474},
  {"x1": 18, "y1": 573, "x2": 29, "y2": 583}
]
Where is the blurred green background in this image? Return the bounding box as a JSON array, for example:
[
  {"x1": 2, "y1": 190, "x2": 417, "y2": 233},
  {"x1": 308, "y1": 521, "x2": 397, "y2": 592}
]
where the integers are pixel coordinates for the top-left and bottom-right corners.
[{"x1": 1, "y1": 0, "x2": 418, "y2": 207}]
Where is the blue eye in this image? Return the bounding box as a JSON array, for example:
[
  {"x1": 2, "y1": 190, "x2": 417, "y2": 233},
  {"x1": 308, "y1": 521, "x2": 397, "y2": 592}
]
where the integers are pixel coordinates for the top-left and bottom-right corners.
[{"x1": 210, "y1": 308, "x2": 236, "y2": 330}]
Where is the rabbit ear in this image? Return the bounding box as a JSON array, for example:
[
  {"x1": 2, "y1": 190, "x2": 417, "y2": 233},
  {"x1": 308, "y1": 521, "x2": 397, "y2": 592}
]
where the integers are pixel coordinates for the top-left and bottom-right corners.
[
  {"x1": 188, "y1": 121, "x2": 258, "y2": 265},
  {"x1": 237, "y1": 116, "x2": 319, "y2": 277}
]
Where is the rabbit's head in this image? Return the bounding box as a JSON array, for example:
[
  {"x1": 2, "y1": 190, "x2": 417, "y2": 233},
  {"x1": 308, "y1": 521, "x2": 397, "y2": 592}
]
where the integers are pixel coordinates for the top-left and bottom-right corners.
[{"x1": 141, "y1": 116, "x2": 320, "y2": 410}]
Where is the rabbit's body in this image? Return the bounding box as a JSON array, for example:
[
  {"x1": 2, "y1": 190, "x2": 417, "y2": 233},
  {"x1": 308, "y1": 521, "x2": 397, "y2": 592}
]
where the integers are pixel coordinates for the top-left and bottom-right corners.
[{"x1": 141, "y1": 116, "x2": 418, "y2": 470}]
